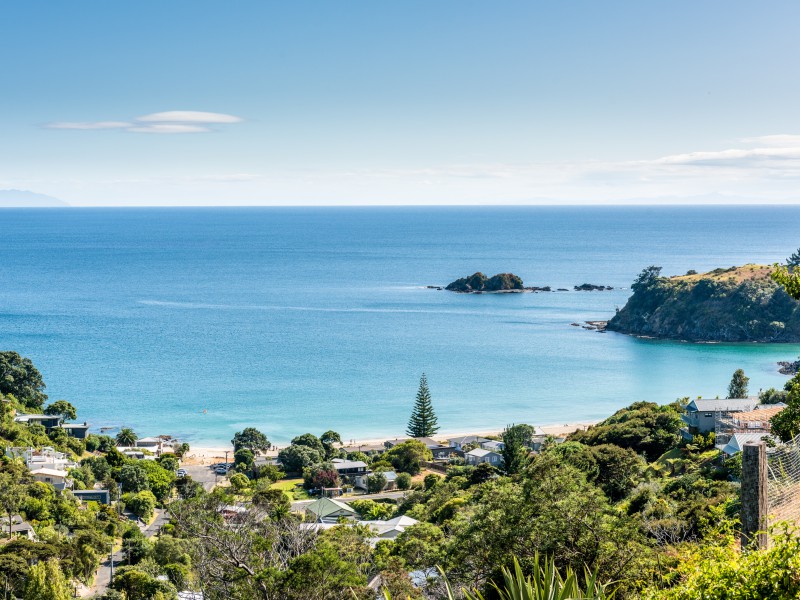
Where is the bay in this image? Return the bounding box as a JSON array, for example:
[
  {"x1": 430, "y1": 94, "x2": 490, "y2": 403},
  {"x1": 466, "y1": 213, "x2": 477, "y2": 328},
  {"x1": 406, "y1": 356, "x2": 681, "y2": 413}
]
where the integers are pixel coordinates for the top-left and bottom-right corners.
[{"x1": 0, "y1": 205, "x2": 798, "y2": 445}]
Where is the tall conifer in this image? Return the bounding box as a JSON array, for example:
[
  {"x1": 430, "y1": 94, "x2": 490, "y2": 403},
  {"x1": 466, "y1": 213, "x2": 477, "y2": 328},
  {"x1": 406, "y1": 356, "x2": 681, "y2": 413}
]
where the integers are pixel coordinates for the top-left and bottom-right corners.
[{"x1": 406, "y1": 373, "x2": 439, "y2": 437}]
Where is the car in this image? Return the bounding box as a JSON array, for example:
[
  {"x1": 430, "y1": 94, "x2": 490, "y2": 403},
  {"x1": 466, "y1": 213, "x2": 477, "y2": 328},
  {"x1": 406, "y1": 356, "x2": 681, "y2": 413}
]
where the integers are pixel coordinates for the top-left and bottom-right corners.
[
  {"x1": 214, "y1": 466, "x2": 228, "y2": 476},
  {"x1": 176, "y1": 468, "x2": 187, "y2": 477}
]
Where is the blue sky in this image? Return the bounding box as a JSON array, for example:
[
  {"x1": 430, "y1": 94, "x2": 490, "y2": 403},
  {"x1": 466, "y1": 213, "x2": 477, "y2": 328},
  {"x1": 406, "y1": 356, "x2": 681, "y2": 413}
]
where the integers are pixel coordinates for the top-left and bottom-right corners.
[{"x1": 2, "y1": 1, "x2": 800, "y2": 205}]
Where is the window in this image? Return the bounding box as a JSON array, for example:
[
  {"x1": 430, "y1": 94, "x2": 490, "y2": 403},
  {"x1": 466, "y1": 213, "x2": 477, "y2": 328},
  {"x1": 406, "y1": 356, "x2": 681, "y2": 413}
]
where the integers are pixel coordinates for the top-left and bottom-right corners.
[{"x1": 704, "y1": 413, "x2": 713, "y2": 417}]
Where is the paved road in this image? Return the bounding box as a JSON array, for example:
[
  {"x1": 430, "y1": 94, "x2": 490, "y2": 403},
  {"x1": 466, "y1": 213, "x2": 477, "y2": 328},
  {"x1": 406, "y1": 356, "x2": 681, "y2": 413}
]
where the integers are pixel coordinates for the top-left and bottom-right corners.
[
  {"x1": 83, "y1": 508, "x2": 167, "y2": 597},
  {"x1": 183, "y1": 463, "x2": 225, "y2": 491}
]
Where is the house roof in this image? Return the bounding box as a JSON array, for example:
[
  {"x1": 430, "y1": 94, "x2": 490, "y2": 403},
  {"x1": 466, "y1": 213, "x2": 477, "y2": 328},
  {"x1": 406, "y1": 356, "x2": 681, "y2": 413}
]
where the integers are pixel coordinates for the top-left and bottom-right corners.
[
  {"x1": 686, "y1": 398, "x2": 758, "y2": 413},
  {"x1": 465, "y1": 448, "x2": 496, "y2": 457},
  {"x1": 384, "y1": 437, "x2": 444, "y2": 449},
  {"x1": 718, "y1": 433, "x2": 775, "y2": 456},
  {"x1": 60, "y1": 422, "x2": 89, "y2": 429},
  {"x1": 30, "y1": 467, "x2": 69, "y2": 478},
  {"x1": 729, "y1": 406, "x2": 785, "y2": 423},
  {"x1": 331, "y1": 458, "x2": 368, "y2": 470},
  {"x1": 136, "y1": 437, "x2": 162, "y2": 444},
  {"x1": 305, "y1": 497, "x2": 358, "y2": 519},
  {"x1": 449, "y1": 435, "x2": 490, "y2": 445},
  {"x1": 381, "y1": 470, "x2": 398, "y2": 481},
  {"x1": 481, "y1": 440, "x2": 504, "y2": 449}
]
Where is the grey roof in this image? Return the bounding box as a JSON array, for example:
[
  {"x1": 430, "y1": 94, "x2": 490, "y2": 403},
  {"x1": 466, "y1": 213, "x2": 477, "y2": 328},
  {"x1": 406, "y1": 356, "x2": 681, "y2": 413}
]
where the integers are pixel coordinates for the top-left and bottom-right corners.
[
  {"x1": 466, "y1": 448, "x2": 497, "y2": 457},
  {"x1": 686, "y1": 398, "x2": 758, "y2": 413},
  {"x1": 718, "y1": 433, "x2": 775, "y2": 456},
  {"x1": 331, "y1": 458, "x2": 368, "y2": 470},
  {"x1": 449, "y1": 435, "x2": 490, "y2": 445}
]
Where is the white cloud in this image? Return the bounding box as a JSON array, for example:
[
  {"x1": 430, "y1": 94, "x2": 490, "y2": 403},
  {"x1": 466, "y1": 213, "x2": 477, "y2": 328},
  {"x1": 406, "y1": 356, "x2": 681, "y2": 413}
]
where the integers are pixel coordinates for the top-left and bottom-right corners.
[
  {"x1": 740, "y1": 134, "x2": 800, "y2": 147},
  {"x1": 127, "y1": 124, "x2": 212, "y2": 134},
  {"x1": 45, "y1": 110, "x2": 242, "y2": 134},
  {"x1": 46, "y1": 121, "x2": 132, "y2": 130},
  {"x1": 136, "y1": 111, "x2": 242, "y2": 124}
]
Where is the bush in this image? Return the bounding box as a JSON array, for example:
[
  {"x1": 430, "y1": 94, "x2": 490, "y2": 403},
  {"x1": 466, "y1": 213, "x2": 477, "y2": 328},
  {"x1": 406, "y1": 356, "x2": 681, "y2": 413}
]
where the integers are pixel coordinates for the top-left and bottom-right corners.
[
  {"x1": 396, "y1": 472, "x2": 412, "y2": 490},
  {"x1": 367, "y1": 472, "x2": 387, "y2": 494},
  {"x1": 124, "y1": 490, "x2": 157, "y2": 521},
  {"x1": 229, "y1": 472, "x2": 251, "y2": 492}
]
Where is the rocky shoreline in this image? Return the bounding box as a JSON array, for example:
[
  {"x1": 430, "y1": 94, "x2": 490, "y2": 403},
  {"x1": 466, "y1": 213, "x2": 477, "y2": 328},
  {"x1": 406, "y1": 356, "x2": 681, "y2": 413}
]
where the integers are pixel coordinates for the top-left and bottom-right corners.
[{"x1": 778, "y1": 359, "x2": 800, "y2": 375}]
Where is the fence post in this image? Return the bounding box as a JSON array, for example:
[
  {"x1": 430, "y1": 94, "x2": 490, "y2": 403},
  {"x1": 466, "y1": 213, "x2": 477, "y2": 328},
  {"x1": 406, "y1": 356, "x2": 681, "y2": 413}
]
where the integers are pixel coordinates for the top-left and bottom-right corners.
[{"x1": 741, "y1": 441, "x2": 768, "y2": 549}]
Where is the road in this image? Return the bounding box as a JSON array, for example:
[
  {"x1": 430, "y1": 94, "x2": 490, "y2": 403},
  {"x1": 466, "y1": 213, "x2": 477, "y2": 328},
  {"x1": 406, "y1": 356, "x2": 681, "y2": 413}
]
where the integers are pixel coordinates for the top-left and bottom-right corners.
[
  {"x1": 82, "y1": 507, "x2": 168, "y2": 597},
  {"x1": 183, "y1": 463, "x2": 225, "y2": 491}
]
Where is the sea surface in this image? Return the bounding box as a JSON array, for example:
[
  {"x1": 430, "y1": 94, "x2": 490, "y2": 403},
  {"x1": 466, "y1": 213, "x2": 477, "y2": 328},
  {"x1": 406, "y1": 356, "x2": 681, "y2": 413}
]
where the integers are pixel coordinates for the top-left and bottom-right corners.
[{"x1": 1, "y1": 206, "x2": 799, "y2": 445}]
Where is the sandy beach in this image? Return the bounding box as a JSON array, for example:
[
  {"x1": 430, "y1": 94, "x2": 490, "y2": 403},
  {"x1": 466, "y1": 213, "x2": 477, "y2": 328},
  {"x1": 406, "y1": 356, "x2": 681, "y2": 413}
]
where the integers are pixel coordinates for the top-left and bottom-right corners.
[{"x1": 180, "y1": 421, "x2": 597, "y2": 465}]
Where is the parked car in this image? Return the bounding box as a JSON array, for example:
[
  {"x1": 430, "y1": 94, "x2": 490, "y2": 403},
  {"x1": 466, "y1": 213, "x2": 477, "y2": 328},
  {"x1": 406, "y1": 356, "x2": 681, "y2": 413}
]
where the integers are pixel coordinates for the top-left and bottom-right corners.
[
  {"x1": 214, "y1": 466, "x2": 228, "y2": 476},
  {"x1": 176, "y1": 468, "x2": 187, "y2": 477}
]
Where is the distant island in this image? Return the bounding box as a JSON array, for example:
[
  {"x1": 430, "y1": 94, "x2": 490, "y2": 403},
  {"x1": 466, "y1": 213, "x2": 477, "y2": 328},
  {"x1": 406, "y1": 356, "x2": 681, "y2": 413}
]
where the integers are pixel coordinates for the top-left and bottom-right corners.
[
  {"x1": 0, "y1": 189, "x2": 68, "y2": 207},
  {"x1": 442, "y1": 272, "x2": 612, "y2": 293},
  {"x1": 606, "y1": 264, "x2": 800, "y2": 342}
]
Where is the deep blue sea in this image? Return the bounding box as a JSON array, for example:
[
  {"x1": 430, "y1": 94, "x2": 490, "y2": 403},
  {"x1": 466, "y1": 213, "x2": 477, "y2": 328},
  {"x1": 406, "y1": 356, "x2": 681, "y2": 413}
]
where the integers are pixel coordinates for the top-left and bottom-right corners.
[{"x1": 1, "y1": 206, "x2": 799, "y2": 445}]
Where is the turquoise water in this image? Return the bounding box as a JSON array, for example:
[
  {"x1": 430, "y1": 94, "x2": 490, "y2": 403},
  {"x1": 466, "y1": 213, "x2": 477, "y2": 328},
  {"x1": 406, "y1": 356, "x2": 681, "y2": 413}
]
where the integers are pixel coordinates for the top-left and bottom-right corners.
[{"x1": 0, "y1": 206, "x2": 799, "y2": 445}]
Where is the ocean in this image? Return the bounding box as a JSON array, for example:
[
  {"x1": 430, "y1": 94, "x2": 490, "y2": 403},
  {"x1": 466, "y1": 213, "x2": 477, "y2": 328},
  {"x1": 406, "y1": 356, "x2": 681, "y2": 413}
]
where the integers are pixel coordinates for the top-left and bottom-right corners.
[{"x1": 1, "y1": 205, "x2": 799, "y2": 445}]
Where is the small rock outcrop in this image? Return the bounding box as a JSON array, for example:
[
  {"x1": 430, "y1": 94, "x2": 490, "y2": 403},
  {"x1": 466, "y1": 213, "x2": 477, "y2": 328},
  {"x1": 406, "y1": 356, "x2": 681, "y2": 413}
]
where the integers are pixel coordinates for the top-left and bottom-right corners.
[
  {"x1": 574, "y1": 283, "x2": 613, "y2": 291},
  {"x1": 446, "y1": 272, "x2": 524, "y2": 293}
]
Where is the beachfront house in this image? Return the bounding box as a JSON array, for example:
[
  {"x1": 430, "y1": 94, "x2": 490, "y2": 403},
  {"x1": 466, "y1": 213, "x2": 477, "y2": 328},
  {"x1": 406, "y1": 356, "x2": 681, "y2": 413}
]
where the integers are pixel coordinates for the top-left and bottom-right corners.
[
  {"x1": 680, "y1": 397, "x2": 759, "y2": 439},
  {"x1": 135, "y1": 436, "x2": 174, "y2": 456},
  {"x1": 464, "y1": 448, "x2": 503, "y2": 466},
  {"x1": 30, "y1": 467, "x2": 72, "y2": 491},
  {"x1": 59, "y1": 422, "x2": 90, "y2": 439},
  {"x1": 304, "y1": 497, "x2": 359, "y2": 523},
  {"x1": 430, "y1": 445, "x2": 462, "y2": 461}
]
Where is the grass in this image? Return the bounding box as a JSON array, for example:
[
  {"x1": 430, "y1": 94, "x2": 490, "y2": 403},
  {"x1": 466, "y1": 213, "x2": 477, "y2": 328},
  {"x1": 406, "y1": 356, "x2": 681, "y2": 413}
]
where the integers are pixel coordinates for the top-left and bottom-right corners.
[{"x1": 271, "y1": 478, "x2": 311, "y2": 501}]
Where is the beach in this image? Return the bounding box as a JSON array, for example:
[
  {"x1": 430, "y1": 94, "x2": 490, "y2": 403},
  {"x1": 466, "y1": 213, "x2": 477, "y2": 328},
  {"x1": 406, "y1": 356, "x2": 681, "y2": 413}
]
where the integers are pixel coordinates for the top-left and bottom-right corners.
[{"x1": 180, "y1": 421, "x2": 597, "y2": 465}]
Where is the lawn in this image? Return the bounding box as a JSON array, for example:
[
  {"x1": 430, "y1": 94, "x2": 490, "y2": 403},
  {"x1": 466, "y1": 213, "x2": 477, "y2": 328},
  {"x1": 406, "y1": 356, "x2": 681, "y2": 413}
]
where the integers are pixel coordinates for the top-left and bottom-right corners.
[{"x1": 271, "y1": 478, "x2": 311, "y2": 501}]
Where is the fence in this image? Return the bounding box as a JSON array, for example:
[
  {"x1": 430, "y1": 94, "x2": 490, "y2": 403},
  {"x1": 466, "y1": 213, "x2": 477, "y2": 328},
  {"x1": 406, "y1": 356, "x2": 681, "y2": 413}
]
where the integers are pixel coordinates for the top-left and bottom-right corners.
[{"x1": 741, "y1": 435, "x2": 800, "y2": 548}]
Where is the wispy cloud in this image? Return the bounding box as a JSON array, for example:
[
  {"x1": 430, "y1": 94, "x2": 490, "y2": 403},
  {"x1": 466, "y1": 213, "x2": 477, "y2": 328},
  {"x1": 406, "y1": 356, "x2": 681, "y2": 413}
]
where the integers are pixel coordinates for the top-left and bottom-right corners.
[{"x1": 45, "y1": 111, "x2": 242, "y2": 134}]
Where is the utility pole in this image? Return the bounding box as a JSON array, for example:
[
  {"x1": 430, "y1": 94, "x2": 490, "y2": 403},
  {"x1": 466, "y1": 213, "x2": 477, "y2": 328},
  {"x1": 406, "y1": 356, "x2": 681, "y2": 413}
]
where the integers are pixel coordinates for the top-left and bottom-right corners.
[
  {"x1": 109, "y1": 541, "x2": 114, "y2": 580},
  {"x1": 225, "y1": 449, "x2": 230, "y2": 465}
]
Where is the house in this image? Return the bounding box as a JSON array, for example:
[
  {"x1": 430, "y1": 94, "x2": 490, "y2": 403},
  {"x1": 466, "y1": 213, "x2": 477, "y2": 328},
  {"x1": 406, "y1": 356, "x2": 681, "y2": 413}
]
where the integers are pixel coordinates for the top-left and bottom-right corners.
[
  {"x1": 355, "y1": 469, "x2": 398, "y2": 491},
  {"x1": 430, "y1": 446, "x2": 462, "y2": 461},
  {"x1": 384, "y1": 437, "x2": 444, "y2": 450},
  {"x1": 135, "y1": 437, "x2": 174, "y2": 456},
  {"x1": 304, "y1": 497, "x2": 359, "y2": 522},
  {"x1": 464, "y1": 448, "x2": 503, "y2": 467},
  {"x1": 13, "y1": 413, "x2": 61, "y2": 429},
  {"x1": 60, "y1": 422, "x2": 90, "y2": 439},
  {"x1": 116, "y1": 447, "x2": 153, "y2": 460},
  {"x1": 5, "y1": 446, "x2": 77, "y2": 472},
  {"x1": 331, "y1": 458, "x2": 369, "y2": 476},
  {"x1": 448, "y1": 435, "x2": 490, "y2": 451},
  {"x1": 717, "y1": 433, "x2": 776, "y2": 456},
  {"x1": 363, "y1": 515, "x2": 418, "y2": 540},
  {"x1": 30, "y1": 467, "x2": 72, "y2": 491},
  {"x1": 0, "y1": 515, "x2": 36, "y2": 541},
  {"x1": 480, "y1": 440, "x2": 505, "y2": 452},
  {"x1": 681, "y1": 398, "x2": 759, "y2": 438},
  {"x1": 72, "y1": 489, "x2": 111, "y2": 505}
]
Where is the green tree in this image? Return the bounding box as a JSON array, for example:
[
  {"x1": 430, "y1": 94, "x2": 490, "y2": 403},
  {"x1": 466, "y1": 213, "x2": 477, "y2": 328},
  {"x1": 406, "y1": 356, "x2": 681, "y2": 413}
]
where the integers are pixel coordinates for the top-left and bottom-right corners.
[
  {"x1": 0, "y1": 553, "x2": 28, "y2": 600},
  {"x1": 43, "y1": 400, "x2": 77, "y2": 423},
  {"x1": 384, "y1": 440, "x2": 433, "y2": 475},
  {"x1": 120, "y1": 463, "x2": 150, "y2": 493},
  {"x1": 320, "y1": 430, "x2": 342, "y2": 459},
  {"x1": 406, "y1": 373, "x2": 439, "y2": 437},
  {"x1": 232, "y1": 427, "x2": 270, "y2": 454},
  {"x1": 392, "y1": 522, "x2": 446, "y2": 577},
  {"x1": 502, "y1": 424, "x2": 536, "y2": 475},
  {"x1": 290, "y1": 433, "x2": 325, "y2": 455},
  {"x1": 771, "y1": 373, "x2": 800, "y2": 442},
  {"x1": 116, "y1": 427, "x2": 138, "y2": 446},
  {"x1": 234, "y1": 448, "x2": 255, "y2": 472},
  {"x1": 367, "y1": 472, "x2": 388, "y2": 494},
  {"x1": 727, "y1": 369, "x2": 750, "y2": 399},
  {"x1": 396, "y1": 472, "x2": 412, "y2": 490},
  {"x1": 229, "y1": 472, "x2": 251, "y2": 492},
  {"x1": 125, "y1": 490, "x2": 157, "y2": 521},
  {"x1": 23, "y1": 558, "x2": 71, "y2": 600},
  {"x1": 278, "y1": 444, "x2": 322, "y2": 473},
  {"x1": 0, "y1": 351, "x2": 47, "y2": 410},
  {"x1": 788, "y1": 248, "x2": 800, "y2": 269},
  {"x1": 0, "y1": 473, "x2": 24, "y2": 540}
]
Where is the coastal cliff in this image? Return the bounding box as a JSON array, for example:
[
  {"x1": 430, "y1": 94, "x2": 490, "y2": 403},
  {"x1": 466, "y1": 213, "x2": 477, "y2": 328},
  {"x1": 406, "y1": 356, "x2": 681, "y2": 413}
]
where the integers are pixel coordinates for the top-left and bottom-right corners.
[{"x1": 606, "y1": 264, "x2": 800, "y2": 342}]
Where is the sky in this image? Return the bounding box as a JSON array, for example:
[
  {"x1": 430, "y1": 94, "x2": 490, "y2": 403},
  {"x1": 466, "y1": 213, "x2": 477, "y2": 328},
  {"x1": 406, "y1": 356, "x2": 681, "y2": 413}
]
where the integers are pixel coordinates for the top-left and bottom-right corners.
[{"x1": 2, "y1": 1, "x2": 800, "y2": 206}]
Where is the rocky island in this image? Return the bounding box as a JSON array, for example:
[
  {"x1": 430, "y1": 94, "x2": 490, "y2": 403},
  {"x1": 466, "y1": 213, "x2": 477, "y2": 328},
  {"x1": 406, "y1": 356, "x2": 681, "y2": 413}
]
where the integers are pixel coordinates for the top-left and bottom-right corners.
[
  {"x1": 445, "y1": 272, "x2": 526, "y2": 292},
  {"x1": 606, "y1": 264, "x2": 800, "y2": 342}
]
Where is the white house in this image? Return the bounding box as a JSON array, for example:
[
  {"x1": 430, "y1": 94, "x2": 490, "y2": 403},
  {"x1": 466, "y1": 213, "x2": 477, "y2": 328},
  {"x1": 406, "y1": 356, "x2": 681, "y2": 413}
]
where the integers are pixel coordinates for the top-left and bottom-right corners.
[{"x1": 30, "y1": 467, "x2": 72, "y2": 491}]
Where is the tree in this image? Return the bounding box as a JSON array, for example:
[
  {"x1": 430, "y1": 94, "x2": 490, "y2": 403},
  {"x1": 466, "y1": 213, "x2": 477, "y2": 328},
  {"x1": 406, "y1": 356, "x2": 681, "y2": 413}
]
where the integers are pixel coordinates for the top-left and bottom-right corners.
[
  {"x1": 0, "y1": 352, "x2": 47, "y2": 410},
  {"x1": 116, "y1": 427, "x2": 138, "y2": 446},
  {"x1": 23, "y1": 558, "x2": 71, "y2": 600},
  {"x1": 396, "y1": 472, "x2": 412, "y2": 490},
  {"x1": 290, "y1": 433, "x2": 325, "y2": 455},
  {"x1": 234, "y1": 448, "x2": 255, "y2": 472},
  {"x1": 502, "y1": 424, "x2": 536, "y2": 475},
  {"x1": 406, "y1": 373, "x2": 439, "y2": 437},
  {"x1": 43, "y1": 400, "x2": 77, "y2": 423},
  {"x1": 631, "y1": 265, "x2": 663, "y2": 292},
  {"x1": 303, "y1": 464, "x2": 340, "y2": 490},
  {"x1": 771, "y1": 373, "x2": 800, "y2": 442},
  {"x1": 728, "y1": 369, "x2": 749, "y2": 399},
  {"x1": 278, "y1": 444, "x2": 323, "y2": 473},
  {"x1": 384, "y1": 440, "x2": 433, "y2": 475},
  {"x1": 120, "y1": 463, "x2": 149, "y2": 493},
  {"x1": 320, "y1": 430, "x2": 342, "y2": 459},
  {"x1": 232, "y1": 427, "x2": 270, "y2": 454},
  {"x1": 788, "y1": 248, "x2": 800, "y2": 270},
  {"x1": 230, "y1": 473, "x2": 251, "y2": 492},
  {"x1": 0, "y1": 474, "x2": 24, "y2": 540},
  {"x1": 124, "y1": 490, "x2": 157, "y2": 521},
  {"x1": 367, "y1": 472, "x2": 388, "y2": 494},
  {"x1": 252, "y1": 487, "x2": 291, "y2": 519}
]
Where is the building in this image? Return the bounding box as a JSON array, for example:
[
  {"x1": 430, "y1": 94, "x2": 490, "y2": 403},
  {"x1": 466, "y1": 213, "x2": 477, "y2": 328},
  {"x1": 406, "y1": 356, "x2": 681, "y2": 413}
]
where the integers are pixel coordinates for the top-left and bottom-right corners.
[
  {"x1": 384, "y1": 437, "x2": 444, "y2": 450},
  {"x1": 60, "y1": 422, "x2": 90, "y2": 439},
  {"x1": 72, "y1": 489, "x2": 111, "y2": 505},
  {"x1": 681, "y1": 398, "x2": 759, "y2": 439},
  {"x1": 464, "y1": 448, "x2": 503, "y2": 466},
  {"x1": 714, "y1": 404, "x2": 785, "y2": 450},
  {"x1": 135, "y1": 437, "x2": 174, "y2": 456},
  {"x1": 0, "y1": 515, "x2": 36, "y2": 541},
  {"x1": 5, "y1": 446, "x2": 77, "y2": 472},
  {"x1": 430, "y1": 446, "x2": 462, "y2": 461},
  {"x1": 362, "y1": 515, "x2": 418, "y2": 540},
  {"x1": 448, "y1": 435, "x2": 491, "y2": 451},
  {"x1": 717, "y1": 433, "x2": 776, "y2": 456},
  {"x1": 13, "y1": 413, "x2": 62, "y2": 429},
  {"x1": 480, "y1": 440, "x2": 505, "y2": 452},
  {"x1": 30, "y1": 467, "x2": 72, "y2": 491},
  {"x1": 304, "y1": 497, "x2": 359, "y2": 523}
]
